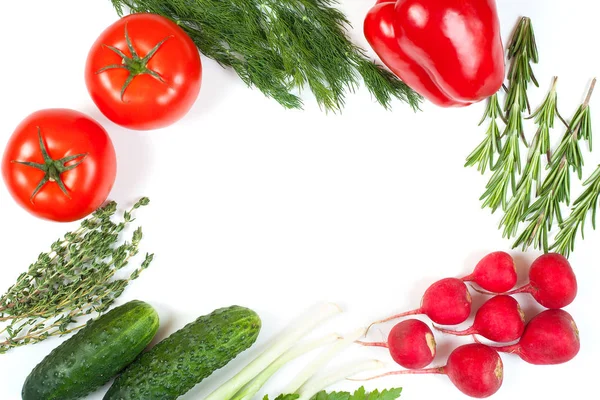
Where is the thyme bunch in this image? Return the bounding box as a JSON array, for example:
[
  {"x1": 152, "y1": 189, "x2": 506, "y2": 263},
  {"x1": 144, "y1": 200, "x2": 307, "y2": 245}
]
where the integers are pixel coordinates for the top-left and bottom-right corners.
[
  {"x1": 479, "y1": 17, "x2": 539, "y2": 212},
  {"x1": 0, "y1": 198, "x2": 153, "y2": 353},
  {"x1": 110, "y1": 0, "x2": 421, "y2": 112}
]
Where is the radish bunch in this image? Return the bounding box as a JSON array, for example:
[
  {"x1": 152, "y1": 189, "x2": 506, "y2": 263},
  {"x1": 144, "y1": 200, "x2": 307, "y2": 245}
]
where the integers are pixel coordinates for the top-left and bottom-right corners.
[
  {"x1": 358, "y1": 344, "x2": 503, "y2": 398},
  {"x1": 477, "y1": 309, "x2": 580, "y2": 365},
  {"x1": 360, "y1": 251, "x2": 580, "y2": 398},
  {"x1": 476, "y1": 253, "x2": 578, "y2": 308}
]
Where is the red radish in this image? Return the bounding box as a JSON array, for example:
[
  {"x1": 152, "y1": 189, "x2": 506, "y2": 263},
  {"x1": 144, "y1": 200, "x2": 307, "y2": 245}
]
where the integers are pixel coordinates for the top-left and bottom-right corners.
[
  {"x1": 354, "y1": 344, "x2": 503, "y2": 398},
  {"x1": 370, "y1": 278, "x2": 472, "y2": 328},
  {"x1": 477, "y1": 309, "x2": 580, "y2": 365},
  {"x1": 357, "y1": 319, "x2": 436, "y2": 369},
  {"x1": 476, "y1": 253, "x2": 577, "y2": 309},
  {"x1": 434, "y1": 295, "x2": 525, "y2": 342},
  {"x1": 461, "y1": 252, "x2": 517, "y2": 293}
]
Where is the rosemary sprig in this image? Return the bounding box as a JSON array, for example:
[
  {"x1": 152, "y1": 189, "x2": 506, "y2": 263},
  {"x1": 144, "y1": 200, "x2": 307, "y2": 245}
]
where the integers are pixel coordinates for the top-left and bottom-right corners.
[
  {"x1": 480, "y1": 115, "x2": 522, "y2": 212},
  {"x1": 110, "y1": 0, "x2": 421, "y2": 112},
  {"x1": 514, "y1": 80, "x2": 595, "y2": 251},
  {"x1": 505, "y1": 17, "x2": 539, "y2": 114},
  {"x1": 552, "y1": 164, "x2": 600, "y2": 257},
  {"x1": 465, "y1": 94, "x2": 504, "y2": 174},
  {"x1": 500, "y1": 78, "x2": 558, "y2": 238},
  {"x1": 480, "y1": 17, "x2": 539, "y2": 212},
  {"x1": 0, "y1": 199, "x2": 153, "y2": 353}
]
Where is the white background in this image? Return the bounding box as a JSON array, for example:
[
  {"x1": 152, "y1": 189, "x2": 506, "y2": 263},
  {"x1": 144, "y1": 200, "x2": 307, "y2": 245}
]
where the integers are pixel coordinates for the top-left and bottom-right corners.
[{"x1": 0, "y1": 1, "x2": 598, "y2": 399}]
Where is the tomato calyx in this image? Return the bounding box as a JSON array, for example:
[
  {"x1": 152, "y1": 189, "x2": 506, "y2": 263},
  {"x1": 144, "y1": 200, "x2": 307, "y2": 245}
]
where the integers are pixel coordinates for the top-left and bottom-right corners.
[
  {"x1": 95, "y1": 24, "x2": 173, "y2": 101},
  {"x1": 11, "y1": 127, "x2": 88, "y2": 202}
]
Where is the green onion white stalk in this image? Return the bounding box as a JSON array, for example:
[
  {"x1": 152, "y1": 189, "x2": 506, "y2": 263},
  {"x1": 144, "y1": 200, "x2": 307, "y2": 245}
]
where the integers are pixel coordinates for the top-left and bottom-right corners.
[
  {"x1": 284, "y1": 327, "x2": 367, "y2": 394},
  {"x1": 231, "y1": 334, "x2": 341, "y2": 400},
  {"x1": 205, "y1": 302, "x2": 342, "y2": 400}
]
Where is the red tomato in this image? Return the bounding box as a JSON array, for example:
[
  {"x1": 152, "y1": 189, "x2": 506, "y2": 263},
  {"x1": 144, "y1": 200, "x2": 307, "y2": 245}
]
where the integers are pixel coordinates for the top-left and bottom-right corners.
[
  {"x1": 1, "y1": 109, "x2": 117, "y2": 222},
  {"x1": 85, "y1": 13, "x2": 202, "y2": 130}
]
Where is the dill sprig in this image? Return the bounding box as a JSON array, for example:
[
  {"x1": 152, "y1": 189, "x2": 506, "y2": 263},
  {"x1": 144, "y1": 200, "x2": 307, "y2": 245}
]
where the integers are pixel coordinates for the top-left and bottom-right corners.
[
  {"x1": 480, "y1": 17, "x2": 539, "y2": 212},
  {"x1": 465, "y1": 94, "x2": 504, "y2": 174},
  {"x1": 0, "y1": 199, "x2": 154, "y2": 353},
  {"x1": 110, "y1": 0, "x2": 421, "y2": 112},
  {"x1": 514, "y1": 80, "x2": 595, "y2": 251},
  {"x1": 552, "y1": 164, "x2": 600, "y2": 257},
  {"x1": 500, "y1": 77, "x2": 558, "y2": 238}
]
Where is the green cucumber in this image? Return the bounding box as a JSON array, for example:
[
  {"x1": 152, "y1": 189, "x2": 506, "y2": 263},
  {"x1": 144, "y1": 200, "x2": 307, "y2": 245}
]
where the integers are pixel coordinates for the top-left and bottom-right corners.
[
  {"x1": 104, "y1": 305, "x2": 261, "y2": 400},
  {"x1": 22, "y1": 300, "x2": 159, "y2": 400}
]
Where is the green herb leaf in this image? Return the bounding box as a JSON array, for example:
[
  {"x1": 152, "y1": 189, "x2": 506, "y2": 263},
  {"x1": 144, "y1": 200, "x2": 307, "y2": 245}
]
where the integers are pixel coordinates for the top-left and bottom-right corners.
[
  {"x1": 264, "y1": 395, "x2": 300, "y2": 400},
  {"x1": 0, "y1": 199, "x2": 153, "y2": 353},
  {"x1": 263, "y1": 387, "x2": 401, "y2": 400},
  {"x1": 110, "y1": 0, "x2": 421, "y2": 112},
  {"x1": 314, "y1": 391, "x2": 350, "y2": 400}
]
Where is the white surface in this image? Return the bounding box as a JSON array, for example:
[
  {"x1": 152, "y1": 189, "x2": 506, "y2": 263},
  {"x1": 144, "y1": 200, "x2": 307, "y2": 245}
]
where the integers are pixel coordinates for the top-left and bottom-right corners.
[{"x1": 0, "y1": 1, "x2": 598, "y2": 399}]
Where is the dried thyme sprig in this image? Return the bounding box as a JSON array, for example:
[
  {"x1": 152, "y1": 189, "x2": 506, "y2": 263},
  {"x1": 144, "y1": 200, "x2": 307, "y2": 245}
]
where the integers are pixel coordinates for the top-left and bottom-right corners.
[
  {"x1": 514, "y1": 80, "x2": 595, "y2": 251},
  {"x1": 0, "y1": 198, "x2": 153, "y2": 353},
  {"x1": 500, "y1": 77, "x2": 558, "y2": 238},
  {"x1": 465, "y1": 94, "x2": 504, "y2": 174},
  {"x1": 110, "y1": 0, "x2": 421, "y2": 112},
  {"x1": 552, "y1": 164, "x2": 600, "y2": 257},
  {"x1": 480, "y1": 17, "x2": 539, "y2": 212}
]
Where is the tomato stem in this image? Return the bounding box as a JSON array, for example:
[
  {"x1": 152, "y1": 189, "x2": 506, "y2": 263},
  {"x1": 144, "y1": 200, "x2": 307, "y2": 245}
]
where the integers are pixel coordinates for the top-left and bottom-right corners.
[
  {"x1": 10, "y1": 127, "x2": 88, "y2": 202},
  {"x1": 95, "y1": 23, "x2": 172, "y2": 101}
]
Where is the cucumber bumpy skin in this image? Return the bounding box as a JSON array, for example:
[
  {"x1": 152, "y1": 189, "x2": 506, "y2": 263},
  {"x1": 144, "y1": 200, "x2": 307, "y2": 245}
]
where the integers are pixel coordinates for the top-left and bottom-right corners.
[
  {"x1": 22, "y1": 300, "x2": 159, "y2": 400},
  {"x1": 104, "y1": 305, "x2": 261, "y2": 400}
]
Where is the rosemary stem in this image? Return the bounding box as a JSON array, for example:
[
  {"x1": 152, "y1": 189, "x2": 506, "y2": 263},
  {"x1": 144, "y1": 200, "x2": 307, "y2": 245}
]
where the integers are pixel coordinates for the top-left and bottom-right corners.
[{"x1": 584, "y1": 78, "x2": 596, "y2": 107}]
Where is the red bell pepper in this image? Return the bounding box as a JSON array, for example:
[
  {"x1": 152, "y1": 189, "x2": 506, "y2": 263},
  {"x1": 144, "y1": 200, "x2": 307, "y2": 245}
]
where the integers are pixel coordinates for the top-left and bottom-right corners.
[{"x1": 364, "y1": 0, "x2": 505, "y2": 107}]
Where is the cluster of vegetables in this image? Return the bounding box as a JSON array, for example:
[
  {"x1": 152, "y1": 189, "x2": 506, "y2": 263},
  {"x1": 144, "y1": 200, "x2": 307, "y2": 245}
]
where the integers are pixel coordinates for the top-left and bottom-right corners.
[
  {"x1": 21, "y1": 301, "x2": 406, "y2": 400},
  {"x1": 355, "y1": 252, "x2": 579, "y2": 398},
  {"x1": 11, "y1": 247, "x2": 582, "y2": 400},
  {"x1": 21, "y1": 303, "x2": 261, "y2": 399},
  {"x1": 1, "y1": 13, "x2": 202, "y2": 222},
  {"x1": 0, "y1": 1, "x2": 591, "y2": 399},
  {"x1": 8, "y1": 0, "x2": 510, "y2": 222}
]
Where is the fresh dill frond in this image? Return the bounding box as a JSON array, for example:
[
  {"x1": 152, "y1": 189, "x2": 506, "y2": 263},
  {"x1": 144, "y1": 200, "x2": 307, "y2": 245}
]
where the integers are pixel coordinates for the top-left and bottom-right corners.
[{"x1": 111, "y1": 0, "x2": 421, "y2": 112}]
